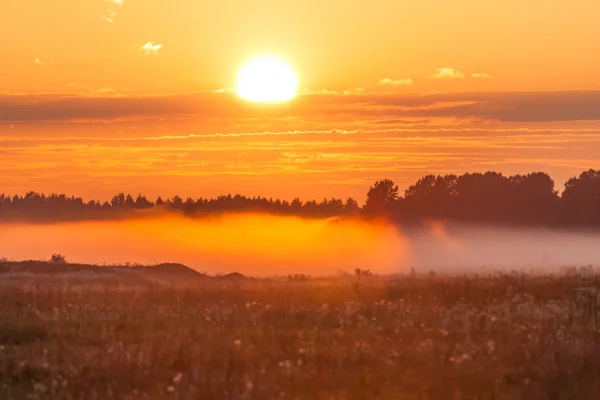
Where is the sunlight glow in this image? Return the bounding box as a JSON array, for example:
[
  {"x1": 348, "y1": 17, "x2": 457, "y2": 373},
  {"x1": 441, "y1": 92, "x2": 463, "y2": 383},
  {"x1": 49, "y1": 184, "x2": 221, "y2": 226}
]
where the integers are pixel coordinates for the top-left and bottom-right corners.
[{"x1": 236, "y1": 56, "x2": 298, "y2": 102}]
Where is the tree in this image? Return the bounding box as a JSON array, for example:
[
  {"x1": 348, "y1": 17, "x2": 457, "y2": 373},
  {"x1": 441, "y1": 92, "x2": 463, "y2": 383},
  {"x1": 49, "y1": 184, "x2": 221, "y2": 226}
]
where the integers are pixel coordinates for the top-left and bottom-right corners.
[
  {"x1": 290, "y1": 198, "x2": 303, "y2": 212},
  {"x1": 344, "y1": 197, "x2": 360, "y2": 214},
  {"x1": 511, "y1": 172, "x2": 559, "y2": 224},
  {"x1": 364, "y1": 179, "x2": 399, "y2": 216},
  {"x1": 562, "y1": 169, "x2": 600, "y2": 225},
  {"x1": 49, "y1": 253, "x2": 67, "y2": 264},
  {"x1": 111, "y1": 193, "x2": 126, "y2": 207},
  {"x1": 403, "y1": 174, "x2": 458, "y2": 219},
  {"x1": 135, "y1": 194, "x2": 153, "y2": 209},
  {"x1": 168, "y1": 195, "x2": 184, "y2": 209},
  {"x1": 125, "y1": 194, "x2": 135, "y2": 208},
  {"x1": 454, "y1": 172, "x2": 512, "y2": 221}
]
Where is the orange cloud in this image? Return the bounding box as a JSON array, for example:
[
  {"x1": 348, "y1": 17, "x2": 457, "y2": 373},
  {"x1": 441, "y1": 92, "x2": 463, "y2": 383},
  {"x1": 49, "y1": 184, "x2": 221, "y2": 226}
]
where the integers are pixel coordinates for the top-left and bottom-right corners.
[
  {"x1": 34, "y1": 58, "x2": 53, "y2": 66},
  {"x1": 2, "y1": 91, "x2": 600, "y2": 124},
  {"x1": 472, "y1": 73, "x2": 492, "y2": 79},
  {"x1": 101, "y1": 10, "x2": 116, "y2": 23},
  {"x1": 430, "y1": 68, "x2": 465, "y2": 79},
  {"x1": 379, "y1": 78, "x2": 413, "y2": 86},
  {"x1": 140, "y1": 42, "x2": 163, "y2": 55}
]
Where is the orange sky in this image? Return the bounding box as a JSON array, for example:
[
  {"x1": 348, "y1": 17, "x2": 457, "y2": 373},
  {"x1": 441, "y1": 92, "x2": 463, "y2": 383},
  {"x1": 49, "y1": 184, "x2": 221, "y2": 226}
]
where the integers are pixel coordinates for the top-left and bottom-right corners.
[{"x1": 2, "y1": 0, "x2": 600, "y2": 202}]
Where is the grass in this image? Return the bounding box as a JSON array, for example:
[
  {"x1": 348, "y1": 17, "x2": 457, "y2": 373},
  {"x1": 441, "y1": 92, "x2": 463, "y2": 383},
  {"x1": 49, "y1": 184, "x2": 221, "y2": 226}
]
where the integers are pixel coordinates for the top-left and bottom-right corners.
[{"x1": 0, "y1": 271, "x2": 599, "y2": 399}]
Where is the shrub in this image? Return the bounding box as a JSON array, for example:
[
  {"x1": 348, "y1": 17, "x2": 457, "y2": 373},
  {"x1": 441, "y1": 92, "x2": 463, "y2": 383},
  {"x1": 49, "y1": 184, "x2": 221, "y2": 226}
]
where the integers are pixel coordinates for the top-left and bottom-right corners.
[
  {"x1": 49, "y1": 253, "x2": 67, "y2": 264},
  {"x1": 354, "y1": 268, "x2": 373, "y2": 277},
  {"x1": 289, "y1": 274, "x2": 310, "y2": 281}
]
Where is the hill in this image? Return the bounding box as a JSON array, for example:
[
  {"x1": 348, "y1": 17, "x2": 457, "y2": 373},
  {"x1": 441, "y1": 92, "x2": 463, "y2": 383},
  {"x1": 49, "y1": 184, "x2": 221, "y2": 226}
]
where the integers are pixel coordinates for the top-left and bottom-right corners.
[{"x1": 0, "y1": 260, "x2": 247, "y2": 284}]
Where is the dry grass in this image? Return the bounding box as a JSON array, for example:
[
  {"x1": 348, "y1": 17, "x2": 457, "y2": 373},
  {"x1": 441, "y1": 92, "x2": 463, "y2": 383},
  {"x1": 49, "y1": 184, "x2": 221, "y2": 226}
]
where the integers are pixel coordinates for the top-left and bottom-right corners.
[{"x1": 1, "y1": 271, "x2": 600, "y2": 399}]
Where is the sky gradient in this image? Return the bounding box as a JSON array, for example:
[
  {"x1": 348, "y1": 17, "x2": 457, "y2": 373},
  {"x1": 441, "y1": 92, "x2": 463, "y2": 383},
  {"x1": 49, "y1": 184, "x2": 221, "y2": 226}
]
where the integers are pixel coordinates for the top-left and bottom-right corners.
[{"x1": 2, "y1": 0, "x2": 600, "y2": 201}]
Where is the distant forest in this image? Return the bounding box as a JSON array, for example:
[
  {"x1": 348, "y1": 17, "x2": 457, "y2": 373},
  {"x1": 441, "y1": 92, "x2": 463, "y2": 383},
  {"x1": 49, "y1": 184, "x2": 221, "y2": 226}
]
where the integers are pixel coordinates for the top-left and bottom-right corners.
[{"x1": 2, "y1": 169, "x2": 600, "y2": 227}]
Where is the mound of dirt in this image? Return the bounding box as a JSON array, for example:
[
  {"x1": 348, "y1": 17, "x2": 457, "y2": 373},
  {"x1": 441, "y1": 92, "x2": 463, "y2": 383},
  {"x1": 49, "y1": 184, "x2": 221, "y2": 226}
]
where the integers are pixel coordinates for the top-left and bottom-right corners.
[
  {"x1": 214, "y1": 272, "x2": 247, "y2": 281},
  {"x1": 128, "y1": 263, "x2": 210, "y2": 278},
  {"x1": 0, "y1": 260, "x2": 209, "y2": 281}
]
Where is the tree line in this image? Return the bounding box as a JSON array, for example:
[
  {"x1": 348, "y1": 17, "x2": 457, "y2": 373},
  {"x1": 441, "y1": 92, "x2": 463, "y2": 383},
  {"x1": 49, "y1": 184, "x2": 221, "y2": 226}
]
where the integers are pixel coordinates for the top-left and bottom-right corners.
[
  {"x1": 0, "y1": 192, "x2": 361, "y2": 220},
  {"x1": 2, "y1": 168, "x2": 600, "y2": 227}
]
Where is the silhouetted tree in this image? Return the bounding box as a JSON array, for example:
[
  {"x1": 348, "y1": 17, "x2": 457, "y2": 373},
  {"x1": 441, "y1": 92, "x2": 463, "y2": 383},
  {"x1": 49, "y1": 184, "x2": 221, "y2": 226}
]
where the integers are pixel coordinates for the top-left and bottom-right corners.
[
  {"x1": 49, "y1": 253, "x2": 67, "y2": 264},
  {"x1": 125, "y1": 194, "x2": 135, "y2": 208},
  {"x1": 111, "y1": 193, "x2": 125, "y2": 207},
  {"x1": 135, "y1": 194, "x2": 153, "y2": 209},
  {"x1": 510, "y1": 172, "x2": 559, "y2": 224},
  {"x1": 168, "y1": 195, "x2": 184, "y2": 210},
  {"x1": 562, "y1": 169, "x2": 600, "y2": 225},
  {"x1": 403, "y1": 174, "x2": 458, "y2": 219},
  {"x1": 345, "y1": 197, "x2": 360, "y2": 214},
  {"x1": 364, "y1": 179, "x2": 399, "y2": 216}
]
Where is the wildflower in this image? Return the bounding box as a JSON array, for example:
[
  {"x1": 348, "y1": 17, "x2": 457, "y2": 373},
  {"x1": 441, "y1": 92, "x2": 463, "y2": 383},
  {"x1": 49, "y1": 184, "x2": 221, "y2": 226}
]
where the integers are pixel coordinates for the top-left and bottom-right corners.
[
  {"x1": 172, "y1": 372, "x2": 183, "y2": 384},
  {"x1": 234, "y1": 339, "x2": 242, "y2": 347},
  {"x1": 166, "y1": 385, "x2": 176, "y2": 393},
  {"x1": 34, "y1": 383, "x2": 47, "y2": 393}
]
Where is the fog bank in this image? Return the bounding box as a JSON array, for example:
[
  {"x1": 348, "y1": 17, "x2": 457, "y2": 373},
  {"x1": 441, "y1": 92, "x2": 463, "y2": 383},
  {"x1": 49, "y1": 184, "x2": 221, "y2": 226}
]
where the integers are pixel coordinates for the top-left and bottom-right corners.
[{"x1": 1, "y1": 214, "x2": 600, "y2": 276}]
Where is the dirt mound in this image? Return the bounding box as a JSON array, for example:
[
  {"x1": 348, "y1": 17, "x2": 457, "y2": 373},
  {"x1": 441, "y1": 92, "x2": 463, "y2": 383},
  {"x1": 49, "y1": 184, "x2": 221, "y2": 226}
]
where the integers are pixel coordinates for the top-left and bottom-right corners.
[
  {"x1": 215, "y1": 272, "x2": 247, "y2": 281},
  {"x1": 0, "y1": 260, "x2": 208, "y2": 281}
]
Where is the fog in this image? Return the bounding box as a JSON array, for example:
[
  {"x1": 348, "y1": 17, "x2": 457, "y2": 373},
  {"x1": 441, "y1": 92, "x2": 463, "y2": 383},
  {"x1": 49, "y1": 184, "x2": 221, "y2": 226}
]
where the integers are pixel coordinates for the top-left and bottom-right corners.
[{"x1": 1, "y1": 214, "x2": 600, "y2": 276}]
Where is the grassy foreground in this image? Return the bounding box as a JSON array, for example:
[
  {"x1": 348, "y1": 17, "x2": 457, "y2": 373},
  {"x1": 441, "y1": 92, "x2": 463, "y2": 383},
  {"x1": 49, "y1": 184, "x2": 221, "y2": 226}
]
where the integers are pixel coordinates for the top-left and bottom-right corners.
[{"x1": 1, "y1": 271, "x2": 600, "y2": 399}]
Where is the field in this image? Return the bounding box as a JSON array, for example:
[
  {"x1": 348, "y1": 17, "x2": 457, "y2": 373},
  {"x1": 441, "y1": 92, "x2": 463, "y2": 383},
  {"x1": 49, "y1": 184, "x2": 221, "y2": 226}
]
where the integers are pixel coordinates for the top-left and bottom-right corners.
[{"x1": 1, "y1": 265, "x2": 600, "y2": 399}]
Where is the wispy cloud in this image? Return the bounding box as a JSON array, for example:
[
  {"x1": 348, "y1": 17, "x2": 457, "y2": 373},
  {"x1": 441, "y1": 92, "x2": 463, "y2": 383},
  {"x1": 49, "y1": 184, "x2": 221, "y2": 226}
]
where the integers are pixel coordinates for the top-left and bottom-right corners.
[
  {"x1": 213, "y1": 88, "x2": 234, "y2": 93},
  {"x1": 301, "y1": 88, "x2": 365, "y2": 96},
  {"x1": 302, "y1": 88, "x2": 340, "y2": 95},
  {"x1": 140, "y1": 42, "x2": 163, "y2": 56},
  {"x1": 101, "y1": 10, "x2": 117, "y2": 23},
  {"x1": 97, "y1": 87, "x2": 117, "y2": 94},
  {"x1": 104, "y1": 0, "x2": 124, "y2": 4},
  {"x1": 343, "y1": 88, "x2": 365, "y2": 95},
  {"x1": 379, "y1": 78, "x2": 413, "y2": 86},
  {"x1": 430, "y1": 68, "x2": 465, "y2": 79},
  {"x1": 2, "y1": 90, "x2": 600, "y2": 124},
  {"x1": 472, "y1": 73, "x2": 492, "y2": 79},
  {"x1": 34, "y1": 58, "x2": 53, "y2": 66}
]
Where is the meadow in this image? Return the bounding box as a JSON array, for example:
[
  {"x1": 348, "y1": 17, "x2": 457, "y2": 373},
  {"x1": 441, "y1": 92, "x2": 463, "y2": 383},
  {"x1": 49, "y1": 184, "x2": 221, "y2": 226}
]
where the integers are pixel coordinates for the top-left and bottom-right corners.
[{"x1": 1, "y1": 266, "x2": 599, "y2": 399}]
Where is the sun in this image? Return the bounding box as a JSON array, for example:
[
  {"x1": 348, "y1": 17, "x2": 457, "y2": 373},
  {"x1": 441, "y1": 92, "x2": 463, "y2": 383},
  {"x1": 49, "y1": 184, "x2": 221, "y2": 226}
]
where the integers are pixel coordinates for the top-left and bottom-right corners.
[{"x1": 235, "y1": 56, "x2": 298, "y2": 103}]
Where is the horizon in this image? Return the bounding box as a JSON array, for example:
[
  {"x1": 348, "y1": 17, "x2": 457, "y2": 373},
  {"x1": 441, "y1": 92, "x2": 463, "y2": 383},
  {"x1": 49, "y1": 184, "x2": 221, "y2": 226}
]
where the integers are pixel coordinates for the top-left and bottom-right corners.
[{"x1": 0, "y1": 167, "x2": 596, "y2": 204}]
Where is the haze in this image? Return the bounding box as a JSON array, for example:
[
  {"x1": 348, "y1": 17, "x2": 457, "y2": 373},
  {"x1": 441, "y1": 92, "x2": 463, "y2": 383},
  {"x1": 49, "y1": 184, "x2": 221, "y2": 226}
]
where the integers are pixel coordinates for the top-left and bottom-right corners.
[{"x1": 2, "y1": 215, "x2": 599, "y2": 276}]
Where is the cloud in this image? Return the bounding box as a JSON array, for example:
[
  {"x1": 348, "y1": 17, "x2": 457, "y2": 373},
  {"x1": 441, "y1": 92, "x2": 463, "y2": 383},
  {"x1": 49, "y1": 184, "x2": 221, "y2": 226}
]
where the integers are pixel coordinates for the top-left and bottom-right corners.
[
  {"x1": 472, "y1": 73, "x2": 492, "y2": 79},
  {"x1": 214, "y1": 88, "x2": 234, "y2": 93},
  {"x1": 379, "y1": 78, "x2": 413, "y2": 86},
  {"x1": 140, "y1": 42, "x2": 163, "y2": 56},
  {"x1": 97, "y1": 87, "x2": 117, "y2": 94},
  {"x1": 301, "y1": 88, "x2": 365, "y2": 96},
  {"x1": 101, "y1": 10, "x2": 117, "y2": 23},
  {"x1": 430, "y1": 68, "x2": 465, "y2": 79},
  {"x1": 2, "y1": 90, "x2": 600, "y2": 124},
  {"x1": 343, "y1": 88, "x2": 365, "y2": 95},
  {"x1": 302, "y1": 88, "x2": 340, "y2": 95},
  {"x1": 104, "y1": 0, "x2": 124, "y2": 4},
  {"x1": 34, "y1": 58, "x2": 53, "y2": 66}
]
